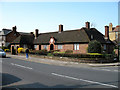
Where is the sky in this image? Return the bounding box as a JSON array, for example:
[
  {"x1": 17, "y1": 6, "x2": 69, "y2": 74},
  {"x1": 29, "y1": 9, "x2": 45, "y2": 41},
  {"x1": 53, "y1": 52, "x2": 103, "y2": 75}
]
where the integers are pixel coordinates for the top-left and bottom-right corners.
[{"x1": 0, "y1": 1, "x2": 119, "y2": 34}]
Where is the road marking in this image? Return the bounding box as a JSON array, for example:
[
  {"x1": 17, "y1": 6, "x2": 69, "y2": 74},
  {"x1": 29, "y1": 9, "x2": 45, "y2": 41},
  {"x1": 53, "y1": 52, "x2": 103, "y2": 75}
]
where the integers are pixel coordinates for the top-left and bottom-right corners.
[
  {"x1": 11, "y1": 63, "x2": 33, "y2": 70},
  {"x1": 91, "y1": 68, "x2": 119, "y2": 72},
  {"x1": 51, "y1": 73, "x2": 118, "y2": 88}
]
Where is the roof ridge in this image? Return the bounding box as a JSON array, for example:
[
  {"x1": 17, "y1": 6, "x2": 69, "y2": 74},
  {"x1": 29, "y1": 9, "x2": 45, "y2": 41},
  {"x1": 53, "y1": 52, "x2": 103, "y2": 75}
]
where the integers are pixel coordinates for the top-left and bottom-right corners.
[{"x1": 39, "y1": 29, "x2": 81, "y2": 35}]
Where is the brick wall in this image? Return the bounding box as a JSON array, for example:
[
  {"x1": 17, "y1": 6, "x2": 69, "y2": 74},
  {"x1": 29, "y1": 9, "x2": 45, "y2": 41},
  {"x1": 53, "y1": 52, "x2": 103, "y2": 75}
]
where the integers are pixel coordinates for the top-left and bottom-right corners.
[
  {"x1": 6, "y1": 30, "x2": 20, "y2": 43},
  {"x1": 74, "y1": 44, "x2": 88, "y2": 54},
  {"x1": 35, "y1": 45, "x2": 40, "y2": 50},
  {"x1": 11, "y1": 44, "x2": 20, "y2": 54},
  {"x1": 40, "y1": 44, "x2": 88, "y2": 54},
  {"x1": 54, "y1": 44, "x2": 88, "y2": 54}
]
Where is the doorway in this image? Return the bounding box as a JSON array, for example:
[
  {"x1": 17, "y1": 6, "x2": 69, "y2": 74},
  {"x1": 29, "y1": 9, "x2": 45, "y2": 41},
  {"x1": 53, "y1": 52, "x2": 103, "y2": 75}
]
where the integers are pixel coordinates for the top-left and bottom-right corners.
[
  {"x1": 11, "y1": 46, "x2": 15, "y2": 55},
  {"x1": 50, "y1": 44, "x2": 54, "y2": 50}
]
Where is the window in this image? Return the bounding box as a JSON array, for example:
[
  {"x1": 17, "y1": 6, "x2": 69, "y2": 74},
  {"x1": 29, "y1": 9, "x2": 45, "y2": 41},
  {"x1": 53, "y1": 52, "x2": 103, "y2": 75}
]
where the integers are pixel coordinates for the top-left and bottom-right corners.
[
  {"x1": 44, "y1": 45, "x2": 47, "y2": 50},
  {"x1": 104, "y1": 44, "x2": 106, "y2": 50},
  {"x1": 74, "y1": 44, "x2": 79, "y2": 50},
  {"x1": 34, "y1": 45, "x2": 37, "y2": 49},
  {"x1": 58, "y1": 45, "x2": 62, "y2": 49}
]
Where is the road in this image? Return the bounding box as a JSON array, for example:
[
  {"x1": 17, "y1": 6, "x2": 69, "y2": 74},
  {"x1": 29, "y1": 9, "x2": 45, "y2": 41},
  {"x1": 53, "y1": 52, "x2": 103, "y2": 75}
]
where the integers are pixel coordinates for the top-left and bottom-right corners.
[{"x1": 0, "y1": 57, "x2": 119, "y2": 89}]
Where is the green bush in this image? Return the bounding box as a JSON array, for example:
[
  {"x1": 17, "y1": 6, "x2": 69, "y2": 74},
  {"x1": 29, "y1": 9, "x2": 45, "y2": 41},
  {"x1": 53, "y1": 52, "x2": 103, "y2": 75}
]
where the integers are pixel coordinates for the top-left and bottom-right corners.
[
  {"x1": 1, "y1": 46, "x2": 7, "y2": 50},
  {"x1": 53, "y1": 53, "x2": 104, "y2": 58},
  {"x1": 47, "y1": 53, "x2": 53, "y2": 56},
  {"x1": 29, "y1": 49, "x2": 48, "y2": 55},
  {"x1": 4, "y1": 49, "x2": 10, "y2": 52},
  {"x1": 88, "y1": 40, "x2": 102, "y2": 53},
  {"x1": 87, "y1": 53, "x2": 103, "y2": 55},
  {"x1": 53, "y1": 51, "x2": 65, "y2": 54},
  {"x1": 65, "y1": 50, "x2": 73, "y2": 54}
]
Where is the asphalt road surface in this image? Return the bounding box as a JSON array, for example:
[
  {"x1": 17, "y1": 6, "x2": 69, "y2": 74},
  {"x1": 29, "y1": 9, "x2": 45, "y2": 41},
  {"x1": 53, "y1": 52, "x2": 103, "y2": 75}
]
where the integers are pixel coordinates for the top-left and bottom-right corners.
[{"x1": 0, "y1": 57, "x2": 119, "y2": 89}]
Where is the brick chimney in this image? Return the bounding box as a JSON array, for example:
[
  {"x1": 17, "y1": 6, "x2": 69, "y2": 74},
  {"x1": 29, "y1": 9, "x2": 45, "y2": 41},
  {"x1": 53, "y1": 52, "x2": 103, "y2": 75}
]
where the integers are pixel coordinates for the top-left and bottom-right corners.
[
  {"x1": 85, "y1": 21, "x2": 90, "y2": 29},
  {"x1": 35, "y1": 29, "x2": 39, "y2": 39},
  {"x1": 59, "y1": 24, "x2": 63, "y2": 33},
  {"x1": 12, "y1": 26, "x2": 17, "y2": 32},
  {"x1": 30, "y1": 32, "x2": 33, "y2": 35},
  {"x1": 105, "y1": 26, "x2": 109, "y2": 39}
]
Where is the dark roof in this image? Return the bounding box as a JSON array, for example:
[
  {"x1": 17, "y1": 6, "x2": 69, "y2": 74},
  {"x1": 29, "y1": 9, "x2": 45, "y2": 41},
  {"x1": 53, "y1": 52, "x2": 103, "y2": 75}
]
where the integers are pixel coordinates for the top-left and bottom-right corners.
[
  {"x1": 19, "y1": 32, "x2": 31, "y2": 35},
  {"x1": 34, "y1": 28, "x2": 108, "y2": 44},
  {"x1": 2, "y1": 29, "x2": 12, "y2": 35},
  {"x1": 12, "y1": 34, "x2": 34, "y2": 44}
]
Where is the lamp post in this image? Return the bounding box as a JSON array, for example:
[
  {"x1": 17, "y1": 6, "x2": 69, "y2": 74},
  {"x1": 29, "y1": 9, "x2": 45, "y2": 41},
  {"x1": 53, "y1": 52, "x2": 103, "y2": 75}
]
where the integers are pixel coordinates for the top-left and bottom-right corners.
[{"x1": 118, "y1": 31, "x2": 120, "y2": 62}]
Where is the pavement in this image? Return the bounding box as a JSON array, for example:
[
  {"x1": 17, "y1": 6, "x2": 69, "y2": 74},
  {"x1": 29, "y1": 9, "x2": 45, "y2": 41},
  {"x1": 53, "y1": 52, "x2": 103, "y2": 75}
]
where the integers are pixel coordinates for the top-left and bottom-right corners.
[{"x1": 6, "y1": 53, "x2": 120, "y2": 68}]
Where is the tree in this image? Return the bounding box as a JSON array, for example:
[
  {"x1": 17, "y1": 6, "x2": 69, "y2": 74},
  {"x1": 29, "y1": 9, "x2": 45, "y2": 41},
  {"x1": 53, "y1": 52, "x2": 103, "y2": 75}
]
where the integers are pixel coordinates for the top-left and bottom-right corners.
[{"x1": 88, "y1": 40, "x2": 102, "y2": 53}]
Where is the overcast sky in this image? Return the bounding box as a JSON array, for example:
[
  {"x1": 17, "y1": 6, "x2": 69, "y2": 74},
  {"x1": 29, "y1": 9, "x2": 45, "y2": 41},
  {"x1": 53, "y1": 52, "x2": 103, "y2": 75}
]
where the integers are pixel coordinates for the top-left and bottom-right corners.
[{"x1": 0, "y1": 1, "x2": 119, "y2": 34}]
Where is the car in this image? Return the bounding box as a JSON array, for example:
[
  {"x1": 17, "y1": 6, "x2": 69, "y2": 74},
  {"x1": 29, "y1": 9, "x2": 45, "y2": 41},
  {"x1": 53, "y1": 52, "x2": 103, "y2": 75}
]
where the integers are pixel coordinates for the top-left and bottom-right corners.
[{"x1": 0, "y1": 49, "x2": 6, "y2": 58}]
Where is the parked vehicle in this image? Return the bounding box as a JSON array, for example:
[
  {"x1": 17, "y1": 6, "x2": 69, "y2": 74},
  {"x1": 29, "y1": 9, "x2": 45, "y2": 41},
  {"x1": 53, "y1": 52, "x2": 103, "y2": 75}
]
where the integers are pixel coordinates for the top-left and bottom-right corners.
[{"x1": 0, "y1": 49, "x2": 6, "y2": 58}]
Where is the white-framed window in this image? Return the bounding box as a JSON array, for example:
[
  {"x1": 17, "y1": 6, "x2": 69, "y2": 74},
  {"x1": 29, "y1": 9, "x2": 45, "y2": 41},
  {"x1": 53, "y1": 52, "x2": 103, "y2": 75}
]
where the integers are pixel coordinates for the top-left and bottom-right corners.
[
  {"x1": 34, "y1": 45, "x2": 37, "y2": 49},
  {"x1": 44, "y1": 45, "x2": 47, "y2": 50},
  {"x1": 74, "y1": 44, "x2": 79, "y2": 50},
  {"x1": 58, "y1": 45, "x2": 62, "y2": 49}
]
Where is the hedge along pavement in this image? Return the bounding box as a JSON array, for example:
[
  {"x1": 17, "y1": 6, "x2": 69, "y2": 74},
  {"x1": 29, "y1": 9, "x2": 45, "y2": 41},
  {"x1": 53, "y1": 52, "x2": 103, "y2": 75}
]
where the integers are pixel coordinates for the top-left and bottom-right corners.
[{"x1": 6, "y1": 50, "x2": 116, "y2": 63}]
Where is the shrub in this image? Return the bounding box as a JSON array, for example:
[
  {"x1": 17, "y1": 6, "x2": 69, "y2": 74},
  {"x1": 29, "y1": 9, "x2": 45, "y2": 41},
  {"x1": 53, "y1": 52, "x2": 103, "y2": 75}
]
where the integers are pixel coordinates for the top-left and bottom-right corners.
[
  {"x1": 29, "y1": 49, "x2": 48, "y2": 55},
  {"x1": 88, "y1": 40, "x2": 102, "y2": 53},
  {"x1": 4, "y1": 49, "x2": 10, "y2": 52},
  {"x1": 47, "y1": 53, "x2": 53, "y2": 56},
  {"x1": 53, "y1": 53, "x2": 104, "y2": 58},
  {"x1": 65, "y1": 50, "x2": 73, "y2": 54},
  {"x1": 2, "y1": 46, "x2": 7, "y2": 50},
  {"x1": 53, "y1": 51, "x2": 65, "y2": 54},
  {"x1": 87, "y1": 53, "x2": 103, "y2": 55},
  {"x1": 17, "y1": 48, "x2": 23, "y2": 53}
]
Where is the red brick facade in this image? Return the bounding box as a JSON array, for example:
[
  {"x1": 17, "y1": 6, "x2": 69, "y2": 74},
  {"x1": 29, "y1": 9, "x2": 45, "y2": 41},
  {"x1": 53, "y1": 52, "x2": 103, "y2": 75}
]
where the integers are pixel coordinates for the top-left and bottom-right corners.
[{"x1": 35, "y1": 44, "x2": 88, "y2": 54}]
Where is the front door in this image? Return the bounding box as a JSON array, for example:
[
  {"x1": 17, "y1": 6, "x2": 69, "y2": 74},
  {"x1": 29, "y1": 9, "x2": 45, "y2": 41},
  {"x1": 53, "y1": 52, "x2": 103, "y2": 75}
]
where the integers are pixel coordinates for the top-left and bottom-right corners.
[{"x1": 50, "y1": 44, "x2": 54, "y2": 50}]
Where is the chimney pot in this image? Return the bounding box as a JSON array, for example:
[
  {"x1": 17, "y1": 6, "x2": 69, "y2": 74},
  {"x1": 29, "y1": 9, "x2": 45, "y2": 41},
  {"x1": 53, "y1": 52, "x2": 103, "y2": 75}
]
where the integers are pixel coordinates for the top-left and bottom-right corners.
[
  {"x1": 105, "y1": 26, "x2": 109, "y2": 39},
  {"x1": 85, "y1": 21, "x2": 90, "y2": 29},
  {"x1": 59, "y1": 24, "x2": 63, "y2": 32},
  {"x1": 30, "y1": 32, "x2": 33, "y2": 34},
  {"x1": 35, "y1": 29, "x2": 39, "y2": 39},
  {"x1": 12, "y1": 26, "x2": 17, "y2": 32}
]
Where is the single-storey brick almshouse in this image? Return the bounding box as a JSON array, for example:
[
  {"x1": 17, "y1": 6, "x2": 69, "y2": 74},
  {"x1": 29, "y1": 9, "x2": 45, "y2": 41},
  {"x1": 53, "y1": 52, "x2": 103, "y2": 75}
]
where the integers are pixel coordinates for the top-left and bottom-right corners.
[{"x1": 11, "y1": 22, "x2": 114, "y2": 54}]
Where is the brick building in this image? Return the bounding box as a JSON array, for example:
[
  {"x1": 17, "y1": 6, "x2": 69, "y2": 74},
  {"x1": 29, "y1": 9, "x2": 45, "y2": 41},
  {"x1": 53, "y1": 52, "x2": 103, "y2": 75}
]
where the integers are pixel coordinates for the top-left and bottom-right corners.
[
  {"x1": 0, "y1": 26, "x2": 20, "y2": 48},
  {"x1": 108, "y1": 23, "x2": 120, "y2": 42},
  {"x1": 11, "y1": 22, "x2": 114, "y2": 54},
  {"x1": 33, "y1": 22, "x2": 114, "y2": 54}
]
